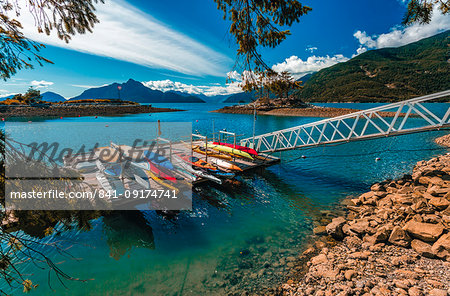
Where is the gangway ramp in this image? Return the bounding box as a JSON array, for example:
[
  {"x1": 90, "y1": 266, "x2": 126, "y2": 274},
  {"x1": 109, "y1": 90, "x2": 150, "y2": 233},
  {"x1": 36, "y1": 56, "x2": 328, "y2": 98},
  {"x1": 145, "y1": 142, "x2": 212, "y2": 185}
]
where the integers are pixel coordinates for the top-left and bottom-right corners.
[{"x1": 240, "y1": 90, "x2": 450, "y2": 153}]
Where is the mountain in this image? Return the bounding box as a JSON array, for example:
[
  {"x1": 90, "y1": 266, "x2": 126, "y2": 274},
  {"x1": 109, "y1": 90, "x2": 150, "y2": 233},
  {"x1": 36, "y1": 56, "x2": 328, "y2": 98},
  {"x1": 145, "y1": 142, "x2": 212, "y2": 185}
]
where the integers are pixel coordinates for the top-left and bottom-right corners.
[
  {"x1": 297, "y1": 73, "x2": 314, "y2": 85},
  {"x1": 297, "y1": 30, "x2": 450, "y2": 102},
  {"x1": 223, "y1": 92, "x2": 255, "y2": 103},
  {"x1": 41, "y1": 91, "x2": 66, "y2": 102},
  {"x1": 71, "y1": 79, "x2": 205, "y2": 103},
  {"x1": 0, "y1": 94, "x2": 16, "y2": 100}
]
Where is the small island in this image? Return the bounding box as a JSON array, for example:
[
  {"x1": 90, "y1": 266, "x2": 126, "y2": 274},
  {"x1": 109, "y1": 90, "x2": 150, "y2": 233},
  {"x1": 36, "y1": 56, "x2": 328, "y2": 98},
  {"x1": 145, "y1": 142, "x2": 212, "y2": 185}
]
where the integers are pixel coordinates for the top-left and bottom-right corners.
[
  {"x1": 213, "y1": 97, "x2": 402, "y2": 117},
  {"x1": 0, "y1": 88, "x2": 182, "y2": 118}
]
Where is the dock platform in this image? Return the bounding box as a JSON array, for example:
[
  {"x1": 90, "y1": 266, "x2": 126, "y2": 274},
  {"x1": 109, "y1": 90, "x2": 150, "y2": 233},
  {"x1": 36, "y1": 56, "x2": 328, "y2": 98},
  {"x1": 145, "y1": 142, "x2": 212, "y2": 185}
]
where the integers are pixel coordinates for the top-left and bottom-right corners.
[{"x1": 65, "y1": 140, "x2": 281, "y2": 191}]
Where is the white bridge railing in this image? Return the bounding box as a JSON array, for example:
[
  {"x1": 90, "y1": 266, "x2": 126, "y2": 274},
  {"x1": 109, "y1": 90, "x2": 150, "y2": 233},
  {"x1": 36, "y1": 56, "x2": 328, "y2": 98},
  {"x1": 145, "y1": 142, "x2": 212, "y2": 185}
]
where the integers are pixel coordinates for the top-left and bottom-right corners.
[{"x1": 240, "y1": 90, "x2": 450, "y2": 153}]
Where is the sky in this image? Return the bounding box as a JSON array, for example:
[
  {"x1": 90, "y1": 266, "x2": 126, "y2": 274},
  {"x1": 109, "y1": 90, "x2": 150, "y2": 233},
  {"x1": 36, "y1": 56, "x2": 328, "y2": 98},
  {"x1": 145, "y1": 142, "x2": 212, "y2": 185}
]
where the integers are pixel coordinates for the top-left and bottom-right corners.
[{"x1": 1, "y1": 0, "x2": 449, "y2": 99}]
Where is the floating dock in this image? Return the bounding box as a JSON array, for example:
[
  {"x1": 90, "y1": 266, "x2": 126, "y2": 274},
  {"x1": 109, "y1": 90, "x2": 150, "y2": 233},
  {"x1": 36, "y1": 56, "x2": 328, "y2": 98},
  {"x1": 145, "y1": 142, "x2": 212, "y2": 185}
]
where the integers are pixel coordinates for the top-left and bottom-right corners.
[{"x1": 64, "y1": 140, "x2": 280, "y2": 191}]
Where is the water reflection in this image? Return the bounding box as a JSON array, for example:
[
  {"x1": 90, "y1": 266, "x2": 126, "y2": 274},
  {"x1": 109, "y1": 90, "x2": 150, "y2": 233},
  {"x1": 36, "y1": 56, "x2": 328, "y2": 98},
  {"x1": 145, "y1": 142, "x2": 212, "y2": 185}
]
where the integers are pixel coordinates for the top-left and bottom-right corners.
[{"x1": 102, "y1": 211, "x2": 154, "y2": 260}]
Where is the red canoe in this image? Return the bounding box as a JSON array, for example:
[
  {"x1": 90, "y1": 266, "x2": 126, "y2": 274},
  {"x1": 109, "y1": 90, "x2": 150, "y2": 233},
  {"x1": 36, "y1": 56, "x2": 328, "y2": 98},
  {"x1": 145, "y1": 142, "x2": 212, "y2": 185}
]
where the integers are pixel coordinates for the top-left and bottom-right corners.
[
  {"x1": 212, "y1": 142, "x2": 258, "y2": 156},
  {"x1": 145, "y1": 157, "x2": 178, "y2": 183}
]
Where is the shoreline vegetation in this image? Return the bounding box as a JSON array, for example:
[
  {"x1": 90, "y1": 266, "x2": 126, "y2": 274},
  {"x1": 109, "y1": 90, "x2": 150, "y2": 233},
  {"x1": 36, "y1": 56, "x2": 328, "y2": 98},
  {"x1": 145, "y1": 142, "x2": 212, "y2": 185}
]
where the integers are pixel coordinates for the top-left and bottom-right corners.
[
  {"x1": 0, "y1": 101, "x2": 183, "y2": 117},
  {"x1": 212, "y1": 98, "x2": 406, "y2": 118},
  {"x1": 277, "y1": 133, "x2": 450, "y2": 296}
]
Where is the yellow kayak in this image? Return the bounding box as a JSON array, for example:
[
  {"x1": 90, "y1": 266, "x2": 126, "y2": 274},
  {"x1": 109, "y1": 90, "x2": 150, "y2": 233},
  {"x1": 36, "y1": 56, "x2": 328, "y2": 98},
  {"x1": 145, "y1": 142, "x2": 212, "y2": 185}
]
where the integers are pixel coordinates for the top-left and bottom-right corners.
[
  {"x1": 144, "y1": 170, "x2": 179, "y2": 194},
  {"x1": 207, "y1": 144, "x2": 254, "y2": 160},
  {"x1": 192, "y1": 146, "x2": 233, "y2": 161}
]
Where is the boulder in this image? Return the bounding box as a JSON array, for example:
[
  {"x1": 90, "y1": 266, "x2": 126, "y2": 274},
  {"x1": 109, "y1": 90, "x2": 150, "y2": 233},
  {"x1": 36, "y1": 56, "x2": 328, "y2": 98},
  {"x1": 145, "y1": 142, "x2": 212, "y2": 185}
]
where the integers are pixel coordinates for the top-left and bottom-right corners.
[
  {"x1": 378, "y1": 196, "x2": 393, "y2": 208},
  {"x1": 344, "y1": 270, "x2": 356, "y2": 281},
  {"x1": 344, "y1": 235, "x2": 363, "y2": 248},
  {"x1": 388, "y1": 226, "x2": 411, "y2": 247},
  {"x1": 313, "y1": 225, "x2": 327, "y2": 236},
  {"x1": 403, "y1": 221, "x2": 444, "y2": 242},
  {"x1": 349, "y1": 220, "x2": 370, "y2": 236},
  {"x1": 310, "y1": 253, "x2": 328, "y2": 265},
  {"x1": 410, "y1": 239, "x2": 435, "y2": 258},
  {"x1": 429, "y1": 176, "x2": 444, "y2": 186},
  {"x1": 326, "y1": 217, "x2": 346, "y2": 240},
  {"x1": 418, "y1": 176, "x2": 431, "y2": 185},
  {"x1": 429, "y1": 197, "x2": 450, "y2": 210},
  {"x1": 371, "y1": 183, "x2": 385, "y2": 191},
  {"x1": 369, "y1": 227, "x2": 391, "y2": 244},
  {"x1": 431, "y1": 233, "x2": 450, "y2": 260},
  {"x1": 421, "y1": 192, "x2": 435, "y2": 200},
  {"x1": 429, "y1": 289, "x2": 448, "y2": 296},
  {"x1": 359, "y1": 191, "x2": 375, "y2": 201},
  {"x1": 408, "y1": 286, "x2": 423, "y2": 296},
  {"x1": 411, "y1": 199, "x2": 427, "y2": 212}
]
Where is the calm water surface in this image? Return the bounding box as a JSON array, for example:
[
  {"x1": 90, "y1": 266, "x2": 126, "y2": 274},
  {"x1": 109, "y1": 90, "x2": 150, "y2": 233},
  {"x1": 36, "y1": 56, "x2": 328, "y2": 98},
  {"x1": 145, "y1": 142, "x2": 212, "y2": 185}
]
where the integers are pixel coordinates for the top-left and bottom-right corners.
[{"x1": 3, "y1": 102, "x2": 449, "y2": 295}]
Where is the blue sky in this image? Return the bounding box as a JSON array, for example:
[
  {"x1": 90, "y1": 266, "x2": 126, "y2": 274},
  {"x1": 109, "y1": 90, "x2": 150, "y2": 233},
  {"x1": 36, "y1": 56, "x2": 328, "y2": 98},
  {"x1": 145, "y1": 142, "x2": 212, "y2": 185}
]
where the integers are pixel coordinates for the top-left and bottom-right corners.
[{"x1": 1, "y1": 0, "x2": 449, "y2": 98}]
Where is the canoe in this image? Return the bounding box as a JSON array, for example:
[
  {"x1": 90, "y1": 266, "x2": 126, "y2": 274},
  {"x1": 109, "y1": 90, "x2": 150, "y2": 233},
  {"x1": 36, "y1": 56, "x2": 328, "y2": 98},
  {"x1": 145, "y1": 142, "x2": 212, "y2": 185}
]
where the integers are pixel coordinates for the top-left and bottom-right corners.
[
  {"x1": 144, "y1": 151, "x2": 175, "y2": 171},
  {"x1": 130, "y1": 162, "x2": 179, "y2": 192},
  {"x1": 127, "y1": 165, "x2": 151, "y2": 189},
  {"x1": 209, "y1": 169, "x2": 235, "y2": 179},
  {"x1": 192, "y1": 146, "x2": 233, "y2": 161},
  {"x1": 212, "y1": 141, "x2": 258, "y2": 156},
  {"x1": 96, "y1": 172, "x2": 125, "y2": 196},
  {"x1": 208, "y1": 157, "x2": 242, "y2": 172},
  {"x1": 96, "y1": 159, "x2": 122, "y2": 178},
  {"x1": 144, "y1": 169, "x2": 179, "y2": 193},
  {"x1": 177, "y1": 154, "x2": 236, "y2": 179},
  {"x1": 207, "y1": 144, "x2": 254, "y2": 160},
  {"x1": 169, "y1": 156, "x2": 199, "y2": 182},
  {"x1": 147, "y1": 160, "x2": 178, "y2": 183},
  {"x1": 75, "y1": 161, "x2": 97, "y2": 173},
  {"x1": 177, "y1": 154, "x2": 217, "y2": 170},
  {"x1": 172, "y1": 155, "x2": 222, "y2": 184}
]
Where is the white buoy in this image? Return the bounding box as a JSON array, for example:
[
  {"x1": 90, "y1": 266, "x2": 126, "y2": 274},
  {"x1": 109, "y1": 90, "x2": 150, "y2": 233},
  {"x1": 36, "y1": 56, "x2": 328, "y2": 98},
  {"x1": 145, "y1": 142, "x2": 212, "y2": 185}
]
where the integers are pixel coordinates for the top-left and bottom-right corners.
[{"x1": 375, "y1": 157, "x2": 381, "y2": 161}]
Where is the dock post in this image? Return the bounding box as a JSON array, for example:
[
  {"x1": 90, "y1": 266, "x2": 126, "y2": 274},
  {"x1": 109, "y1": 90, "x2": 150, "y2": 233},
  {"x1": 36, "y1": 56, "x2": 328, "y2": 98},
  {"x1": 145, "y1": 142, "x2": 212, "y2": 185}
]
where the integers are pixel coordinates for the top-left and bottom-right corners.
[
  {"x1": 212, "y1": 119, "x2": 215, "y2": 142},
  {"x1": 205, "y1": 135, "x2": 208, "y2": 163}
]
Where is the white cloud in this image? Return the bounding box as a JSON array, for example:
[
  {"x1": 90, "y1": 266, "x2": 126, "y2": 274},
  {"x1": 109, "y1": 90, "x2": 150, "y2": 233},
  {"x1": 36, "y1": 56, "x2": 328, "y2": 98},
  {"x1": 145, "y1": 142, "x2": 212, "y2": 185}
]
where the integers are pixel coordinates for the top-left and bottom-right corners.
[
  {"x1": 272, "y1": 55, "x2": 349, "y2": 78},
  {"x1": 142, "y1": 79, "x2": 242, "y2": 97},
  {"x1": 0, "y1": 93, "x2": 17, "y2": 98},
  {"x1": 31, "y1": 80, "x2": 54, "y2": 88},
  {"x1": 201, "y1": 83, "x2": 242, "y2": 96},
  {"x1": 143, "y1": 80, "x2": 203, "y2": 94},
  {"x1": 306, "y1": 46, "x2": 318, "y2": 53},
  {"x1": 353, "y1": 8, "x2": 450, "y2": 55},
  {"x1": 354, "y1": 46, "x2": 368, "y2": 57},
  {"x1": 226, "y1": 71, "x2": 241, "y2": 80},
  {"x1": 15, "y1": 0, "x2": 231, "y2": 76}
]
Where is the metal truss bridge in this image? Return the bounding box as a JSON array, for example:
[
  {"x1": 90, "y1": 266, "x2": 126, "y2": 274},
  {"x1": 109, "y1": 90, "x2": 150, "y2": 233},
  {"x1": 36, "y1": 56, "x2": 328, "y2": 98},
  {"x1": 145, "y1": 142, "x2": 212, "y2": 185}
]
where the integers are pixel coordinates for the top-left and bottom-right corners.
[{"x1": 240, "y1": 90, "x2": 450, "y2": 153}]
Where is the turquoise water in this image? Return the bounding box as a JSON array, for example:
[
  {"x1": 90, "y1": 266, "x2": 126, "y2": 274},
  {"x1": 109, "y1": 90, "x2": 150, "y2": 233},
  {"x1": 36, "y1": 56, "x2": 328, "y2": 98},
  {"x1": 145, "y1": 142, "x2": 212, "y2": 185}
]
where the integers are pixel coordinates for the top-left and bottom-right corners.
[{"x1": 2, "y1": 102, "x2": 449, "y2": 295}]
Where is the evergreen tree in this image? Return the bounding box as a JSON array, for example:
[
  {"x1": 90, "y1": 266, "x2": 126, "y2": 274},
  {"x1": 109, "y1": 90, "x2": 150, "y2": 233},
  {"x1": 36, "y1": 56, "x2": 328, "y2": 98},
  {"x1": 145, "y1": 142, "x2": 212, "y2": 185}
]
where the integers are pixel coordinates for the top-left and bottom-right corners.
[
  {"x1": 403, "y1": 0, "x2": 449, "y2": 24},
  {"x1": 215, "y1": 0, "x2": 311, "y2": 72},
  {"x1": 0, "y1": 0, "x2": 103, "y2": 79}
]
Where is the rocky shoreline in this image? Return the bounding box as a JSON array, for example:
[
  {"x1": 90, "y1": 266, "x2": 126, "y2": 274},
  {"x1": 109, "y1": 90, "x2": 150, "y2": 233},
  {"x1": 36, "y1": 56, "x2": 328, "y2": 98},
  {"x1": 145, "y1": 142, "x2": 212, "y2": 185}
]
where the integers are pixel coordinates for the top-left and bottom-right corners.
[
  {"x1": 0, "y1": 104, "x2": 182, "y2": 118},
  {"x1": 212, "y1": 98, "x2": 403, "y2": 118},
  {"x1": 279, "y1": 134, "x2": 450, "y2": 296}
]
